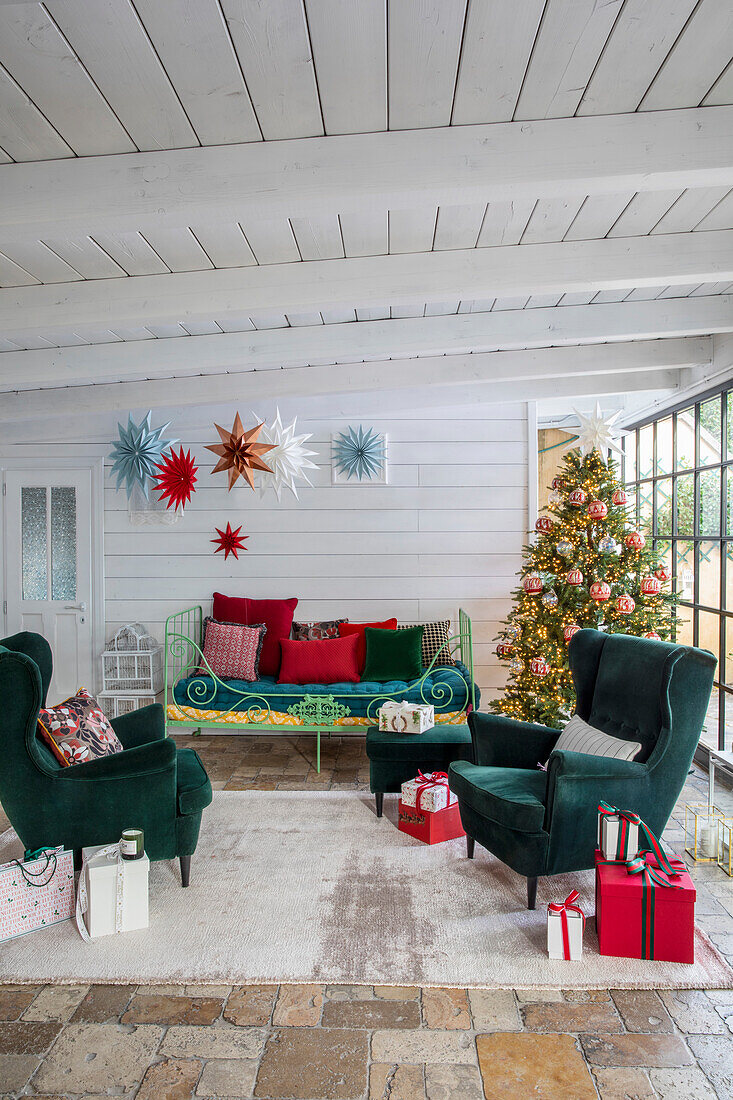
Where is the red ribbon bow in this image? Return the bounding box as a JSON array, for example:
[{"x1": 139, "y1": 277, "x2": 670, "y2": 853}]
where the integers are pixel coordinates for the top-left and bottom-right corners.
[
  {"x1": 414, "y1": 770, "x2": 450, "y2": 813},
  {"x1": 547, "y1": 890, "x2": 585, "y2": 960}
]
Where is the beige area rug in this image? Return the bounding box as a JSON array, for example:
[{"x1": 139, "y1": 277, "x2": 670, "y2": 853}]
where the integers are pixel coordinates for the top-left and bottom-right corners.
[{"x1": 1, "y1": 791, "x2": 731, "y2": 989}]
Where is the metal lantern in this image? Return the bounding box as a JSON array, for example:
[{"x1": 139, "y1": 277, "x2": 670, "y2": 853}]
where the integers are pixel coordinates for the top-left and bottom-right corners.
[
  {"x1": 590, "y1": 580, "x2": 611, "y2": 601},
  {"x1": 616, "y1": 594, "x2": 635, "y2": 614},
  {"x1": 566, "y1": 569, "x2": 583, "y2": 586},
  {"x1": 496, "y1": 642, "x2": 514, "y2": 659},
  {"x1": 625, "y1": 531, "x2": 646, "y2": 550},
  {"x1": 587, "y1": 499, "x2": 608, "y2": 520},
  {"x1": 568, "y1": 488, "x2": 586, "y2": 507},
  {"x1": 644, "y1": 631, "x2": 661, "y2": 640},
  {"x1": 598, "y1": 535, "x2": 617, "y2": 554},
  {"x1": 556, "y1": 538, "x2": 574, "y2": 558},
  {"x1": 563, "y1": 624, "x2": 581, "y2": 642},
  {"x1": 524, "y1": 574, "x2": 543, "y2": 595},
  {"x1": 612, "y1": 489, "x2": 628, "y2": 506},
  {"x1": 685, "y1": 803, "x2": 724, "y2": 862},
  {"x1": 640, "y1": 575, "x2": 662, "y2": 596},
  {"x1": 535, "y1": 516, "x2": 554, "y2": 534},
  {"x1": 654, "y1": 565, "x2": 670, "y2": 583},
  {"x1": 717, "y1": 818, "x2": 733, "y2": 877},
  {"x1": 530, "y1": 656, "x2": 550, "y2": 677}
]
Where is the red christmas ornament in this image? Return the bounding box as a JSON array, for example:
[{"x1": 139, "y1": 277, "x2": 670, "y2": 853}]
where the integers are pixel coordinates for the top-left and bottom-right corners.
[
  {"x1": 590, "y1": 580, "x2": 611, "y2": 601},
  {"x1": 612, "y1": 489, "x2": 628, "y2": 506},
  {"x1": 535, "y1": 516, "x2": 554, "y2": 533},
  {"x1": 625, "y1": 531, "x2": 646, "y2": 550},
  {"x1": 551, "y1": 476, "x2": 566, "y2": 491},
  {"x1": 530, "y1": 656, "x2": 550, "y2": 677},
  {"x1": 588, "y1": 499, "x2": 608, "y2": 520},
  {"x1": 563, "y1": 624, "x2": 581, "y2": 643},
  {"x1": 616, "y1": 594, "x2": 635, "y2": 614},
  {"x1": 496, "y1": 642, "x2": 514, "y2": 659},
  {"x1": 211, "y1": 522, "x2": 249, "y2": 561},
  {"x1": 566, "y1": 569, "x2": 583, "y2": 586},
  {"x1": 654, "y1": 565, "x2": 670, "y2": 583},
  {"x1": 153, "y1": 447, "x2": 198, "y2": 511},
  {"x1": 568, "y1": 488, "x2": 586, "y2": 507},
  {"x1": 524, "y1": 574, "x2": 543, "y2": 595},
  {"x1": 640, "y1": 575, "x2": 662, "y2": 596},
  {"x1": 644, "y1": 631, "x2": 662, "y2": 641}
]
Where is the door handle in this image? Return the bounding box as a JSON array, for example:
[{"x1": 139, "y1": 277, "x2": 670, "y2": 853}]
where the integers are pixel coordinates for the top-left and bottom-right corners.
[{"x1": 64, "y1": 602, "x2": 87, "y2": 612}]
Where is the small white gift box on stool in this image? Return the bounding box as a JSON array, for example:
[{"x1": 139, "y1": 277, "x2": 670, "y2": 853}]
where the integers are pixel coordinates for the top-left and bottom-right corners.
[
  {"x1": 547, "y1": 891, "x2": 585, "y2": 961},
  {"x1": 79, "y1": 843, "x2": 149, "y2": 939},
  {"x1": 378, "y1": 699, "x2": 435, "y2": 734},
  {"x1": 597, "y1": 802, "x2": 640, "y2": 862}
]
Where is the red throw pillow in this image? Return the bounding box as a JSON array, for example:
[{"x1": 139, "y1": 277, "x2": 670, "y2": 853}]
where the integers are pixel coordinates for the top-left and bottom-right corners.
[
  {"x1": 278, "y1": 634, "x2": 360, "y2": 685},
  {"x1": 201, "y1": 618, "x2": 266, "y2": 680},
  {"x1": 338, "y1": 618, "x2": 398, "y2": 672},
  {"x1": 213, "y1": 594, "x2": 298, "y2": 677}
]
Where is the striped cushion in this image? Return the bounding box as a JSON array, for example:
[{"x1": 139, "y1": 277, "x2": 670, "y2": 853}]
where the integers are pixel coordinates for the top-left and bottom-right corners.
[
  {"x1": 398, "y1": 621, "x2": 455, "y2": 668},
  {"x1": 553, "y1": 715, "x2": 642, "y2": 762}
]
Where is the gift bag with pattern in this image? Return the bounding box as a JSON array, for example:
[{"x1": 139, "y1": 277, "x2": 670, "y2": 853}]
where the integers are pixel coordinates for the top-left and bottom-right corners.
[{"x1": 0, "y1": 846, "x2": 75, "y2": 941}]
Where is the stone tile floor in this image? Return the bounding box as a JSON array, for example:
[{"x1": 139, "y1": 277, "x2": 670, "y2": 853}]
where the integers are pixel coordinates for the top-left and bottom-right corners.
[{"x1": 0, "y1": 733, "x2": 732, "y2": 1099}]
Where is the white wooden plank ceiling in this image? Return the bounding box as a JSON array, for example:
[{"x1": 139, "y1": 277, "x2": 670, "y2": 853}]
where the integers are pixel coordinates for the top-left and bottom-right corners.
[{"x1": 0, "y1": 0, "x2": 732, "y2": 409}]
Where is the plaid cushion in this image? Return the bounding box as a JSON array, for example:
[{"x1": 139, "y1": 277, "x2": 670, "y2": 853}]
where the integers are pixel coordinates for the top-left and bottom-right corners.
[{"x1": 397, "y1": 621, "x2": 455, "y2": 667}]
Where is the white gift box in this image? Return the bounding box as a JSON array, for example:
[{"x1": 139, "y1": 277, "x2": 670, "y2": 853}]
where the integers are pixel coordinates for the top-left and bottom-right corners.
[
  {"x1": 378, "y1": 699, "x2": 435, "y2": 734},
  {"x1": 547, "y1": 901, "x2": 584, "y2": 961},
  {"x1": 598, "y1": 811, "x2": 640, "y2": 863},
  {"x1": 400, "y1": 772, "x2": 456, "y2": 814},
  {"x1": 82, "y1": 845, "x2": 149, "y2": 938}
]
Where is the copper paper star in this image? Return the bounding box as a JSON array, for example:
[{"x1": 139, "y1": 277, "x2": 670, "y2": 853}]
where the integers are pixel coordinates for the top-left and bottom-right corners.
[
  {"x1": 206, "y1": 413, "x2": 276, "y2": 490},
  {"x1": 211, "y1": 522, "x2": 248, "y2": 560}
]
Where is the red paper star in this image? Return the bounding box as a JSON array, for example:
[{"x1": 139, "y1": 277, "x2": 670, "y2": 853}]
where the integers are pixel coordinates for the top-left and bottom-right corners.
[
  {"x1": 153, "y1": 447, "x2": 198, "y2": 511},
  {"x1": 211, "y1": 522, "x2": 248, "y2": 560}
]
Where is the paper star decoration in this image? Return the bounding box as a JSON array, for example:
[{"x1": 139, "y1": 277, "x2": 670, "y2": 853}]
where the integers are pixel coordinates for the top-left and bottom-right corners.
[
  {"x1": 109, "y1": 411, "x2": 176, "y2": 499},
  {"x1": 567, "y1": 402, "x2": 625, "y2": 464},
  {"x1": 211, "y1": 522, "x2": 248, "y2": 560},
  {"x1": 153, "y1": 447, "x2": 198, "y2": 511},
  {"x1": 253, "y1": 408, "x2": 318, "y2": 501},
  {"x1": 206, "y1": 413, "x2": 276, "y2": 491},
  {"x1": 333, "y1": 425, "x2": 386, "y2": 481}
]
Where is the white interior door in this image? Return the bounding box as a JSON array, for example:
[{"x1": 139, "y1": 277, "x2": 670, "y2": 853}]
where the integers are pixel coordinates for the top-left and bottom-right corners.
[{"x1": 3, "y1": 467, "x2": 94, "y2": 702}]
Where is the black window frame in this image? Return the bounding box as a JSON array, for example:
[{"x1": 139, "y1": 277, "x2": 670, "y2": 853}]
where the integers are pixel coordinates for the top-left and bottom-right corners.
[{"x1": 623, "y1": 380, "x2": 732, "y2": 755}]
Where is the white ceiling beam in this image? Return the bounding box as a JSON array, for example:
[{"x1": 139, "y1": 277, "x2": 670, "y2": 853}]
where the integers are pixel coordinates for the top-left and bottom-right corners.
[
  {"x1": 0, "y1": 339, "x2": 707, "y2": 423},
  {"x1": 2, "y1": 231, "x2": 732, "y2": 340},
  {"x1": 1, "y1": 106, "x2": 732, "y2": 245},
  {"x1": 0, "y1": 294, "x2": 728, "y2": 392}
]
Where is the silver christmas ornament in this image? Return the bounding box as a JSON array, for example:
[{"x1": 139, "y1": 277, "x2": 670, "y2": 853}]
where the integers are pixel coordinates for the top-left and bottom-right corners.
[
  {"x1": 541, "y1": 591, "x2": 558, "y2": 608},
  {"x1": 556, "y1": 539, "x2": 573, "y2": 558},
  {"x1": 598, "y1": 535, "x2": 618, "y2": 554}
]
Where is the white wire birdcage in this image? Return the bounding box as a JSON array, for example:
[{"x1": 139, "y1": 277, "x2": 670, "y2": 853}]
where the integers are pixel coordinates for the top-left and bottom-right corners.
[
  {"x1": 99, "y1": 691, "x2": 162, "y2": 719},
  {"x1": 102, "y1": 625, "x2": 163, "y2": 693}
]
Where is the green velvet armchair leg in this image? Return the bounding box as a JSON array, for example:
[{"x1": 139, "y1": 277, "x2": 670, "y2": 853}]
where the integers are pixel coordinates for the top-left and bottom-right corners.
[{"x1": 449, "y1": 630, "x2": 716, "y2": 909}]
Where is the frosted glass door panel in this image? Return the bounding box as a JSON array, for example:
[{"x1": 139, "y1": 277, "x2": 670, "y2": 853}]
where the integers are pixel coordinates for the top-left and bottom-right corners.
[
  {"x1": 21, "y1": 487, "x2": 48, "y2": 600},
  {"x1": 51, "y1": 486, "x2": 77, "y2": 600}
]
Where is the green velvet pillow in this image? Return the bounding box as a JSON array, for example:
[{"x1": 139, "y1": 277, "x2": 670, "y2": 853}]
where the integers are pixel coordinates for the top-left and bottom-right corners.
[{"x1": 362, "y1": 625, "x2": 424, "y2": 682}]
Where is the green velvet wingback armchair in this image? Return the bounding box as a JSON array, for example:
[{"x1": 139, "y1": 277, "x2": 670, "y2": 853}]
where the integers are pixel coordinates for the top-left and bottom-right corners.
[
  {"x1": 0, "y1": 631, "x2": 212, "y2": 886},
  {"x1": 449, "y1": 629, "x2": 716, "y2": 909}
]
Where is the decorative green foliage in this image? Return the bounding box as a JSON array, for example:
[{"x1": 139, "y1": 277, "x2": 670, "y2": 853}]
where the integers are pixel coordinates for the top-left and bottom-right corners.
[
  {"x1": 287, "y1": 694, "x2": 352, "y2": 726},
  {"x1": 491, "y1": 448, "x2": 679, "y2": 729}
]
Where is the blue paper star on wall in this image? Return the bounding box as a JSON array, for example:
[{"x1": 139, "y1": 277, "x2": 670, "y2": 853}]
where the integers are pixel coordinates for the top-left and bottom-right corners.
[
  {"x1": 109, "y1": 411, "x2": 177, "y2": 499},
  {"x1": 333, "y1": 425, "x2": 386, "y2": 481}
]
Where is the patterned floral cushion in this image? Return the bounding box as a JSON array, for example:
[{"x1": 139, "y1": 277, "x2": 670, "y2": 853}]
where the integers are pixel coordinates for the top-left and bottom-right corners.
[
  {"x1": 37, "y1": 689, "x2": 123, "y2": 767},
  {"x1": 398, "y1": 621, "x2": 455, "y2": 667},
  {"x1": 292, "y1": 619, "x2": 348, "y2": 641},
  {"x1": 201, "y1": 617, "x2": 266, "y2": 680}
]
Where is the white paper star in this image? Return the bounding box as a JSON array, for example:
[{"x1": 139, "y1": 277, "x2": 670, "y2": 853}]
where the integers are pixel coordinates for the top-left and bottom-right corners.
[
  {"x1": 253, "y1": 409, "x2": 318, "y2": 500},
  {"x1": 568, "y1": 402, "x2": 625, "y2": 464}
]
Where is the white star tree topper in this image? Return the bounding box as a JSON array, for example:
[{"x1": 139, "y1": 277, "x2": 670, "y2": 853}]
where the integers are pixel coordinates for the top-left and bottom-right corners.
[
  {"x1": 253, "y1": 409, "x2": 318, "y2": 501},
  {"x1": 568, "y1": 402, "x2": 625, "y2": 464}
]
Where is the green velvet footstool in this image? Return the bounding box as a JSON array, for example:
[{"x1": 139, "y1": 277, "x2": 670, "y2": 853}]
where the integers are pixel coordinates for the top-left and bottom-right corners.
[{"x1": 366, "y1": 724, "x2": 474, "y2": 817}]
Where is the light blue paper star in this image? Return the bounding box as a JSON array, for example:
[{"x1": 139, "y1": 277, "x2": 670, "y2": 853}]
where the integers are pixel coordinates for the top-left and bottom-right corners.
[
  {"x1": 333, "y1": 425, "x2": 386, "y2": 481},
  {"x1": 109, "y1": 411, "x2": 177, "y2": 499}
]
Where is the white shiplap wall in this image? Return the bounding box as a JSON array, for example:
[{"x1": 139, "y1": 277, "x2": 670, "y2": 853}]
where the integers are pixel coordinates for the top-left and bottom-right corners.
[{"x1": 101, "y1": 400, "x2": 528, "y2": 701}]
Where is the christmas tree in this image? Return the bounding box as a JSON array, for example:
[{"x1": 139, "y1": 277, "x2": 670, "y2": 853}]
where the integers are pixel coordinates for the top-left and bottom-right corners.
[{"x1": 491, "y1": 445, "x2": 678, "y2": 729}]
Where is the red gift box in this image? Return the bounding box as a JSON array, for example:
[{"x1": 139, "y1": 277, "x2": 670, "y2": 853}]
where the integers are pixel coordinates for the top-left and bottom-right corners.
[
  {"x1": 398, "y1": 800, "x2": 465, "y2": 844},
  {"x1": 595, "y1": 848, "x2": 695, "y2": 964}
]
